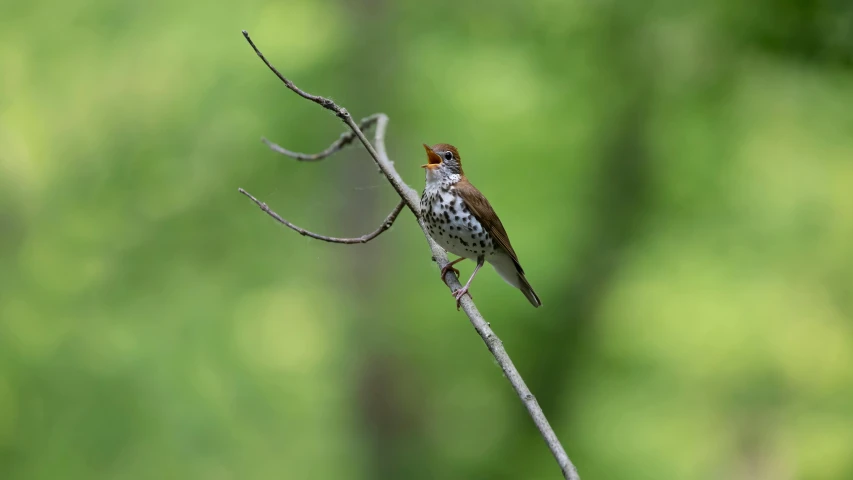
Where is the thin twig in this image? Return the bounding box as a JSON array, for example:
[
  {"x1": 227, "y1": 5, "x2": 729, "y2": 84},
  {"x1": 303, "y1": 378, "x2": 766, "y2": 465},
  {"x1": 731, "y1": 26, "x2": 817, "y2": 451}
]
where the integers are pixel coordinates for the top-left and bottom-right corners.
[
  {"x1": 242, "y1": 30, "x2": 344, "y2": 116},
  {"x1": 241, "y1": 30, "x2": 580, "y2": 480},
  {"x1": 263, "y1": 114, "x2": 381, "y2": 161},
  {"x1": 239, "y1": 188, "x2": 404, "y2": 244}
]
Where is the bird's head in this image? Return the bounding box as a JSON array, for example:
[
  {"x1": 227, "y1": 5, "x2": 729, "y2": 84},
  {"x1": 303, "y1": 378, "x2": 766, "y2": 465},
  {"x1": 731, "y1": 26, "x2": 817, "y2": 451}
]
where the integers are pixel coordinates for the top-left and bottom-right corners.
[{"x1": 422, "y1": 143, "x2": 463, "y2": 184}]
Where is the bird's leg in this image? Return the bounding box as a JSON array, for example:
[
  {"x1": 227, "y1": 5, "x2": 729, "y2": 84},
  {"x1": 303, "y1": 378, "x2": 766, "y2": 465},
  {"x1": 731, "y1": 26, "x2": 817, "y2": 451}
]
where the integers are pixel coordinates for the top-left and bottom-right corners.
[
  {"x1": 451, "y1": 256, "x2": 484, "y2": 310},
  {"x1": 440, "y1": 257, "x2": 466, "y2": 284}
]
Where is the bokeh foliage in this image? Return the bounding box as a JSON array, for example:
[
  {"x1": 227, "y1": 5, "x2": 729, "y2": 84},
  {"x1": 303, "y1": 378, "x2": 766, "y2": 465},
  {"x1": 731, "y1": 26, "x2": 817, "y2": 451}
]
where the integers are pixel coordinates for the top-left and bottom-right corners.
[{"x1": 2, "y1": 0, "x2": 853, "y2": 479}]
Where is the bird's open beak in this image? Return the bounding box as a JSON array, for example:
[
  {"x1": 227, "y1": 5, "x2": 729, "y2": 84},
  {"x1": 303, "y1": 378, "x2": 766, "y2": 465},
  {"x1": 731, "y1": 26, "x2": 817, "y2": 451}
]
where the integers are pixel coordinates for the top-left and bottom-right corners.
[{"x1": 421, "y1": 144, "x2": 441, "y2": 169}]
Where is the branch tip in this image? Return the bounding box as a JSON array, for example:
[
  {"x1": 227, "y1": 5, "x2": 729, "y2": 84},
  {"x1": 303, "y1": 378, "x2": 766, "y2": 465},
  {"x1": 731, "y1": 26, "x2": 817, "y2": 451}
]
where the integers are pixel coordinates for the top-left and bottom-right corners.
[
  {"x1": 262, "y1": 114, "x2": 382, "y2": 162},
  {"x1": 240, "y1": 187, "x2": 404, "y2": 245}
]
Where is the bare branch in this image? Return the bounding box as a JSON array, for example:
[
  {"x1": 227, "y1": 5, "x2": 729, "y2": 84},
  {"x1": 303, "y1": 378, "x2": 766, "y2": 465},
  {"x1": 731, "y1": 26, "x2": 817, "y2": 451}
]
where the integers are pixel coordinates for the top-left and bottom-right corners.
[
  {"x1": 242, "y1": 30, "x2": 345, "y2": 116},
  {"x1": 241, "y1": 30, "x2": 580, "y2": 480},
  {"x1": 242, "y1": 30, "x2": 418, "y2": 211},
  {"x1": 343, "y1": 113, "x2": 422, "y2": 211},
  {"x1": 263, "y1": 114, "x2": 381, "y2": 161},
  {"x1": 239, "y1": 188, "x2": 404, "y2": 244}
]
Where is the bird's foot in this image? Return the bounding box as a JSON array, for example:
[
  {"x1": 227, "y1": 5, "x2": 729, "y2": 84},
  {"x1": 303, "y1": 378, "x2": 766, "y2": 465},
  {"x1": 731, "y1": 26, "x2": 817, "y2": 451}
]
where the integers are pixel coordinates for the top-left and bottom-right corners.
[
  {"x1": 440, "y1": 263, "x2": 461, "y2": 283},
  {"x1": 451, "y1": 286, "x2": 472, "y2": 310}
]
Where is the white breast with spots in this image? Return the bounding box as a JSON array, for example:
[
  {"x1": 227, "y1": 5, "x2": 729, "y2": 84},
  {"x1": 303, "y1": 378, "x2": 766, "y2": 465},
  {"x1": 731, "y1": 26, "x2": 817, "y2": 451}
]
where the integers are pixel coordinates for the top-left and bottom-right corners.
[{"x1": 421, "y1": 185, "x2": 495, "y2": 259}]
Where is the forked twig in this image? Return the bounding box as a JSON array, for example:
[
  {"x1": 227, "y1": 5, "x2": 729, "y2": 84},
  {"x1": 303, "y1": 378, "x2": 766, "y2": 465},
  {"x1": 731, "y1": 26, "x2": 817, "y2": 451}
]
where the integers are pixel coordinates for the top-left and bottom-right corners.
[
  {"x1": 242, "y1": 31, "x2": 419, "y2": 211},
  {"x1": 239, "y1": 188, "x2": 404, "y2": 244},
  {"x1": 263, "y1": 114, "x2": 381, "y2": 161},
  {"x1": 239, "y1": 30, "x2": 580, "y2": 480}
]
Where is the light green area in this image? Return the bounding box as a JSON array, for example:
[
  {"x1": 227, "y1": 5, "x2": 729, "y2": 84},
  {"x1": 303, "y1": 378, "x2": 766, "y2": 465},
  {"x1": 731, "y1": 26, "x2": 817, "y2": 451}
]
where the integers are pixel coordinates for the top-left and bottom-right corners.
[{"x1": 2, "y1": 1, "x2": 852, "y2": 479}]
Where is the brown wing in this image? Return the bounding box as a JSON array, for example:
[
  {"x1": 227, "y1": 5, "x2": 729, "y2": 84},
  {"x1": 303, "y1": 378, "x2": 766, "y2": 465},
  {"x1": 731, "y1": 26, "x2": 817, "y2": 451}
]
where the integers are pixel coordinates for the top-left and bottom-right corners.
[{"x1": 454, "y1": 178, "x2": 524, "y2": 274}]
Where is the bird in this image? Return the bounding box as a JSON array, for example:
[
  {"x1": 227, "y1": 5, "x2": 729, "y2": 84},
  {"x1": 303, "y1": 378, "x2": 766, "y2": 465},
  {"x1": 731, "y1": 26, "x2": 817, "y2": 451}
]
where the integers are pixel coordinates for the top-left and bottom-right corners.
[{"x1": 420, "y1": 143, "x2": 541, "y2": 309}]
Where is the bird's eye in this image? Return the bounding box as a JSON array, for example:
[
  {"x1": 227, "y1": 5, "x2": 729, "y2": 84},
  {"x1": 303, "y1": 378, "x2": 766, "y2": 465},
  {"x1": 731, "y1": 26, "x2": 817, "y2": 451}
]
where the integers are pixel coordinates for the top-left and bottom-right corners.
[{"x1": 443, "y1": 151, "x2": 453, "y2": 161}]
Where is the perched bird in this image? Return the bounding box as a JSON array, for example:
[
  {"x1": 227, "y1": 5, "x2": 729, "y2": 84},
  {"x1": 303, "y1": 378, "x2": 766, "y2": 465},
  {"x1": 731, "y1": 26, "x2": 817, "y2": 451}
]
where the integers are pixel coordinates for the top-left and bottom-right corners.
[{"x1": 420, "y1": 143, "x2": 541, "y2": 309}]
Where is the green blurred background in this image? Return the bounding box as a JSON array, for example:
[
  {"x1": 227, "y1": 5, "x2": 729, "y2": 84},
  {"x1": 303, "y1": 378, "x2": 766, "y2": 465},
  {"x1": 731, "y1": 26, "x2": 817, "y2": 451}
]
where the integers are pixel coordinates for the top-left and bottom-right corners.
[{"x1": 2, "y1": 0, "x2": 853, "y2": 479}]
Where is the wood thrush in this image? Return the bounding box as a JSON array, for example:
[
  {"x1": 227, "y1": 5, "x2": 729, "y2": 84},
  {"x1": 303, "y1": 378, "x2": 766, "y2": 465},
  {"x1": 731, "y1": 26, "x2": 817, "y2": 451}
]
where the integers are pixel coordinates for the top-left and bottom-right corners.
[{"x1": 420, "y1": 143, "x2": 542, "y2": 309}]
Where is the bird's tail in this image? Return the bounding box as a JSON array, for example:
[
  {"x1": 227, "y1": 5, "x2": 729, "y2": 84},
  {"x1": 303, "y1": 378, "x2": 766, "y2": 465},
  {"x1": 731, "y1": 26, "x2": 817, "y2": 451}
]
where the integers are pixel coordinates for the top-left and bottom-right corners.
[
  {"x1": 517, "y1": 272, "x2": 542, "y2": 308},
  {"x1": 490, "y1": 252, "x2": 542, "y2": 308}
]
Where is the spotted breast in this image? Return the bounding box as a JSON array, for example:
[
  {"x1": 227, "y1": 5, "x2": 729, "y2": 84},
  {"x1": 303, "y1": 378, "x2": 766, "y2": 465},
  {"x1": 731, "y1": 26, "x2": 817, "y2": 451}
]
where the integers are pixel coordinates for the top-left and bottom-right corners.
[{"x1": 421, "y1": 183, "x2": 495, "y2": 259}]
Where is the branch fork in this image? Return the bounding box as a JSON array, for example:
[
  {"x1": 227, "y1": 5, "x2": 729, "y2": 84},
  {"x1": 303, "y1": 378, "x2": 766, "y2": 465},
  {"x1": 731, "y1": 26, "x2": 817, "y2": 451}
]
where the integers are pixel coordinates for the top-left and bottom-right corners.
[{"x1": 238, "y1": 30, "x2": 580, "y2": 480}]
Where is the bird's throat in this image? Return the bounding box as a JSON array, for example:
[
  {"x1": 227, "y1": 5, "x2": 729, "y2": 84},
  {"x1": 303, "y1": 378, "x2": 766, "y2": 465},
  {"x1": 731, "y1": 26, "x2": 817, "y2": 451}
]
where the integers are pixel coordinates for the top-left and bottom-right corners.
[{"x1": 425, "y1": 169, "x2": 460, "y2": 189}]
